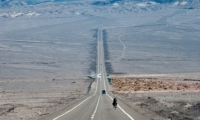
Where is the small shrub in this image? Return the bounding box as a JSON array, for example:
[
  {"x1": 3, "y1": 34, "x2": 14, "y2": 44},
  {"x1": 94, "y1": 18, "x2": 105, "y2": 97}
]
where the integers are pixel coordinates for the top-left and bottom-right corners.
[
  {"x1": 112, "y1": 90, "x2": 118, "y2": 94},
  {"x1": 177, "y1": 86, "x2": 181, "y2": 90}
]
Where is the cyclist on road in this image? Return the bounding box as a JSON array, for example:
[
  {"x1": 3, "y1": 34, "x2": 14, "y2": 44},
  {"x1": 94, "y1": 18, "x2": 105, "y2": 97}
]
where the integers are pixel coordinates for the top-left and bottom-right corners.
[{"x1": 112, "y1": 98, "x2": 117, "y2": 109}]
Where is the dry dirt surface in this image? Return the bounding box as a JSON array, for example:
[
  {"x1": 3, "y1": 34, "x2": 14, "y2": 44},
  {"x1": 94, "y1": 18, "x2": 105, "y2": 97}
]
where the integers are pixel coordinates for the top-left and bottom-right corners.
[
  {"x1": 110, "y1": 77, "x2": 200, "y2": 94},
  {"x1": 109, "y1": 74, "x2": 200, "y2": 120},
  {"x1": 0, "y1": 77, "x2": 93, "y2": 120}
]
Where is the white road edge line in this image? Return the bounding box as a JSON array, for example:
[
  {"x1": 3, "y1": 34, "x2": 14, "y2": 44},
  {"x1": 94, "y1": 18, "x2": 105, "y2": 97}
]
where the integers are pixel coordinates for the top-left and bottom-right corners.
[
  {"x1": 107, "y1": 94, "x2": 134, "y2": 120},
  {"x1": 53, "y1": 95, "x2": 92, "y2": 120},
  {"x1": 103, "y1": 70, "x2": 134, "y2": 120},
  {"x1": 102, "y1": 66, "x2": 134, "y2": 120},
  {"x1": 53, "y1": 75, "x2": 99, "y2": 120},
  {"x1": 100, "y1": 27, "x2": 134, "y2": 120}
]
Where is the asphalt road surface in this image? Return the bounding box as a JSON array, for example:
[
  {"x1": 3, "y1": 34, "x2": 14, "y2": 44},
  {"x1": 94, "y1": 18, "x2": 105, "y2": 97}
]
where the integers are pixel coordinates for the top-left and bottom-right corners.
[{"x1": 39, "y1": 28, "x2": 149, "y2": 120}]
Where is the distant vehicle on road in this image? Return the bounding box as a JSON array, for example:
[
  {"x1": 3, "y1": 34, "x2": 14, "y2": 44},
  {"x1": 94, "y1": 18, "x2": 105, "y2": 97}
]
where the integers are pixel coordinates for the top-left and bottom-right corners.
[{"x1": 102, "y1": 90, "x2": 106, "y2": 94}]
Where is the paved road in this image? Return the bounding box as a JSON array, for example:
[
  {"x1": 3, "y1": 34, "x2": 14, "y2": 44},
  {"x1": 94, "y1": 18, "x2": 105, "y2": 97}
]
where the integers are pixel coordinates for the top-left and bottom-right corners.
[{"x1": 39, "y1": 28, "x2": 149, "y2": 120}]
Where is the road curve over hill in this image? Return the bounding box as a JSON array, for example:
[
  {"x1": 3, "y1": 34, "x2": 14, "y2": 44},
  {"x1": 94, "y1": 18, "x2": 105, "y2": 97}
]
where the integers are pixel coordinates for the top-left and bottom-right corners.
[{"x1": 38, "y1": 28, "x2": 149, "y2": 120}]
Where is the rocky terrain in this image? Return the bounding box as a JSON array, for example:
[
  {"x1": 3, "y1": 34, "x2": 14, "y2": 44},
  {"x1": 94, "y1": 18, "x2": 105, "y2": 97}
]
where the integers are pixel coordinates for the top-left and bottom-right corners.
[
  {"x1": 110, "y1": 77, "x2": 200, "y2": 94},
  {"x1": 109, "y1": 74, "x2": 200, "y2": 120},
  {"x1": 0, "y1": 77, "x2": 94, "y2": 120},
  {"x1": 0, "y1": 0, "x2": 200, "y2": 120}
]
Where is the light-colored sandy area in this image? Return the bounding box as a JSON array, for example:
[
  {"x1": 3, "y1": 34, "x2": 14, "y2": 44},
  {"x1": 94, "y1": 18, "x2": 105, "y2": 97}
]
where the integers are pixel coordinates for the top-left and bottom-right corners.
[
  {"x1": 0, "y1": 77, "x2": 94, "y2": 120},
  {"x1": 109, "y1": 73, "x2": 200, "y2": 120},
  {"x1": 0, "y1": 1, "x2": 200, "y2": 120}
]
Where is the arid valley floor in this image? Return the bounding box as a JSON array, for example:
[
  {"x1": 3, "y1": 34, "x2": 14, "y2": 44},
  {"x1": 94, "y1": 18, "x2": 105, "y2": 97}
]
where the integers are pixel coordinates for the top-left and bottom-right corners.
[{"x1": 0, "y1": 0, "x2": 200, "y2": 120}]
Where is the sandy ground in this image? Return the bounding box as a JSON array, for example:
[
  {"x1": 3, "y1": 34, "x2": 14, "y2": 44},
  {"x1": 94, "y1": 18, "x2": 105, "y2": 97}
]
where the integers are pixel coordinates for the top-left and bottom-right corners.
[
  {"x1": 0, "y1": 77, "x2": 94, "y2": 120},
  {"x1": 109, "y1": 73, "x2": 200, "y2": 120},
  {"x1": 0, "y1": 1, "x2": 200, "y2": 120}
]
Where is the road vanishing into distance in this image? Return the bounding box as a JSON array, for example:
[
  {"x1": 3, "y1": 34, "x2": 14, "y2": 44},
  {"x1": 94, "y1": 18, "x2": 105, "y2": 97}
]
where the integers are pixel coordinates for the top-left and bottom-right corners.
[{"x1": 39, "y1": 28, "x2": 149, "y2": 120}]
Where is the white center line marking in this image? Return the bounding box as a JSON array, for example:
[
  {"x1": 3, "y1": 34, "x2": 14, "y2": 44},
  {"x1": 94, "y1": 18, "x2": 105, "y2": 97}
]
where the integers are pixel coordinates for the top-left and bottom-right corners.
[
  {"x1": 53, "y1": 95, "x2": 92, "y2": 120},
  {"x1": 102, "y1": 63, "x2": 134, "y2": 120},
  {"x1": 93, "y1": 77, "x2": 99, "y2": 96},
  {"x1": 53, "y1": 73, "x2": 99, "y2": 120},
  {"x1": 91, "y1": 67, "x2": 102, "y2": 120},
  {"x1": 91, "y1": 95, "x2": 101, "y2": 119}
]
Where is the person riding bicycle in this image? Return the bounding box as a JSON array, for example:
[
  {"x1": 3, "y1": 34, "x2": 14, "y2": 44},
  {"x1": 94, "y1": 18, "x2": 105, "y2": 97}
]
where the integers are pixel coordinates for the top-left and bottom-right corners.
[{"x1": 112, "y1": 98, "x2": 117, "y2": 107}]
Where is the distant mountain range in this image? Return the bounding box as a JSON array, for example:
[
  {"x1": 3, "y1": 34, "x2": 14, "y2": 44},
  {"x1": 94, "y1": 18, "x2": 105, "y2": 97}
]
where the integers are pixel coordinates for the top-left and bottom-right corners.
[{"x1": 0, "y1": 0, "x2": 200, "y2": 8}]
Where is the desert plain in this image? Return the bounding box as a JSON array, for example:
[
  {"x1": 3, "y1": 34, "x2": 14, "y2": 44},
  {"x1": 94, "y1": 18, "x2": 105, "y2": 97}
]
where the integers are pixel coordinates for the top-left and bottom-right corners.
[{"x1": 0, "y1": 0, "x2": 200, "y2": 120}]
